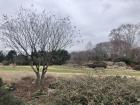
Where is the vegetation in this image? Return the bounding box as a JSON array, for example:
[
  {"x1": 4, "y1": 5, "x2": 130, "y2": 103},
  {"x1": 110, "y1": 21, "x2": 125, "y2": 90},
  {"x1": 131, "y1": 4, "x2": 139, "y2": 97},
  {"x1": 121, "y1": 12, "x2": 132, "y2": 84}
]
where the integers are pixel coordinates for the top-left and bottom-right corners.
[
  {"x1": 133, "y1": 65, "x2": 140, "y2": 71},
  {"x1": 6, "y1": 50, "x2": 17, "y2": 64},
  {"x1": 86, "y1": 61, "x2": 107, "y2": 69},
  {"x1": 70, "y1": 24, "x2": 140, "y2": 66},
  {"x1": 49, "y1": 49, "x2": 70, "y2": 65},
  {"x1": 27, "y1": 76, "x2": 140, "y2": 105},
  {"x1": 0, "y1": 66, "x2": 140, "y2": 77},
  {"x1": 0, "y1": 5, "x2": 140, "y2": 105},
  {"x1": 0, "y1": 78, "x2": 24, "y2": 105},
  {"x1": 0, "y1": 7, "x2": 77, "y2": 92},
  {"x1": 113, "y1": 57, "x2": 135, "y2": 65},
  {"x1": 0, "y1": 49, "x2": 70, "y2": 66}
]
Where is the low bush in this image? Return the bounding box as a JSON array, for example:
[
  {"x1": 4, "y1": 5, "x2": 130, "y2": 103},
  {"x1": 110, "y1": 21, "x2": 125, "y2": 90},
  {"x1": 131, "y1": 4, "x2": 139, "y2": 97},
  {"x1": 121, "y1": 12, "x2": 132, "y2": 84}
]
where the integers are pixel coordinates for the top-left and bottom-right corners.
[
  {"x1": 0, "y1": 78, "x2": 3, "y2": 87},
  {"x1": 2, "y1": 60, "x2": 9, "y2": 65},
  {"x1": 49, "y1": 49, "x2": 71, "y2": 65},
  {"x1": 133, "y1": 65, "x2": 140, "y2": 71},
  {"x1": 86, "y1": 61, "x2": 107, "y2": 69},
  {"x1": 114, "y1": 61, "x2": 126, "y2": 67},
  {"x1": 0, "y1": 78, "x2": 24, "y2": 105},
  {"x1": 46, "y1": 76, "x2": 140, "y2": 105},
  {"x1": 113, "y1": 57, "x2": 135, "y2": 65}
]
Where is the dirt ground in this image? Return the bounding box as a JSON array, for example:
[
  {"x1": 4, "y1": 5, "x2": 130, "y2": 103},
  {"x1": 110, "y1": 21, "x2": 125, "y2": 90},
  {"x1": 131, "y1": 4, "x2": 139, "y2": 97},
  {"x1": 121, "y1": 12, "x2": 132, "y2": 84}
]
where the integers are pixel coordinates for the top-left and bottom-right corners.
[{"x1": 12, "y1": 75, "x2": 56, "y2": 102}]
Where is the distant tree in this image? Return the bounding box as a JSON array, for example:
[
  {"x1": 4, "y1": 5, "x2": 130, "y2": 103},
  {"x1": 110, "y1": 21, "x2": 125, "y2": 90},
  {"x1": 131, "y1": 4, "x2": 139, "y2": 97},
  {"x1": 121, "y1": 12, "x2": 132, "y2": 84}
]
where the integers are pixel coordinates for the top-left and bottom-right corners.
[
  {"x1": 93, "y1": 42, "x2": 109, "y2": 61},
  {"x1": 110, "y1": 24, "x2": 137, "y2": 47},
  {"x1": 110, "y1": 40, "x2": 131, "y2": 58},
  {"x1": 15, "y1": 54, "x2": 29, "y2": 65},
  {"x1": 0, "y1": 8, "x2": 76, "y2": 91},
  {"x1": 70, "y1": 51, "x2": 90, "y2": 65},
  {"x1": 0, "y1": 51, "x2": 5, "y2": 62},
  {"x1": 109, "y1": 24, "x2": 138, "y2": 57},
  {"x1": 49, "y1": 49, "x2": 70, "y2": 65},
  {"x1": 6, "y1": 50, "x2": 17, "y2": 64},
  {"x1": 130, "y1": 47, "x2": 140, "y2": 63}
]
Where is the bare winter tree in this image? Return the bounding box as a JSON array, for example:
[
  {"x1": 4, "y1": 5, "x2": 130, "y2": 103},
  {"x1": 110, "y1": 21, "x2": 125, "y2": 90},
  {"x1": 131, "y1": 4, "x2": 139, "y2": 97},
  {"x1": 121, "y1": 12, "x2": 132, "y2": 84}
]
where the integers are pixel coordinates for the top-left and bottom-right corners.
[
  {"x1": 109, "y1": 24, "x2": 138, "y2": 57},
  {"x1": 93, "y1": 42, "x2": 110, "y2": 61},
  {"x1": 0, "y1": 8, "x2": 76, "y2": 91},
  {"x1": 85, "y1": 41, "x2": 94, "y2": 62}
]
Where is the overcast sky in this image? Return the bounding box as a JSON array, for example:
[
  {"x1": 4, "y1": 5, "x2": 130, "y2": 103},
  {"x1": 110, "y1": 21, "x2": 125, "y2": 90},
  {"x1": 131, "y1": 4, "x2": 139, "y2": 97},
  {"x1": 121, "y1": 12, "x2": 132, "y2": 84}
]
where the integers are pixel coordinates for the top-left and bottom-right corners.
[{"x1": 0, "y1": 0, "x2": 140, "y2": 51}]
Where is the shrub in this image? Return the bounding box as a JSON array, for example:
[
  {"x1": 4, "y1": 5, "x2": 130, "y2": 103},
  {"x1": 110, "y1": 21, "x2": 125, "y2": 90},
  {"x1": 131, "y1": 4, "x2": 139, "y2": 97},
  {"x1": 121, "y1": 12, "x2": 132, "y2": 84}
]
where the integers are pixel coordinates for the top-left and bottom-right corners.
[
  {"x1": 0, "y1": 78, "x2": 3, "y2": 87},
  {"x1": 2, "y1": 60, "x2": 9, "y2": 65},
  {"x1": 0, "y1": 93, "x2": 24, "y2": 105},
  {"x1": 114, "y1": 61, "x2": 126, "y2": 67},
  {"x1": 15, "y1": 54, "x2": 30, "y2": 65},
  {"x1": 133, "y1": 65, "x2": 140, "y2": 71},
  {"x1": 0, "y1": 78, "x2": 24, "y2": 105},
  {"x1": 113, "y1": 57, "x2": 135, "y2": 65},
  {"x1": 86, "y1": 61, "x2": 107, "y2": 69},
  {"x1": 49, "y1": 49, "x2": 70, "y2": 65},
  {"x1": 46, "y1": 76, "x2": 140, "y2": 105}
]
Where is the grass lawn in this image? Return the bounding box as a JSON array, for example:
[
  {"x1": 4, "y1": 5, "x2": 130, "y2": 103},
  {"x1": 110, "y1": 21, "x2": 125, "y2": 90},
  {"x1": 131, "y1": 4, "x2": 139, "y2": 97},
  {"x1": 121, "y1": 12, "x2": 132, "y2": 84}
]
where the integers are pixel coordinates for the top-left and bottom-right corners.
[
  {"x1": 0, "y1": 65, "x2": 84, "y2": 73},
  {"x1": 0, "y1": 65, "x2": 140, "y2": 77}
]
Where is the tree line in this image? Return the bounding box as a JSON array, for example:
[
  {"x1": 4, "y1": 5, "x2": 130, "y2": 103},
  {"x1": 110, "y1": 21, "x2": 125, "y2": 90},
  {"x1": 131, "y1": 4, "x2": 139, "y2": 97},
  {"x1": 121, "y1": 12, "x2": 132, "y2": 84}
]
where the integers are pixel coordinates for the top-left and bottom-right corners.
[
  {"x1": 70, "y1": 24, "x2": 140, "y2": 66},
  {"x1": 0, "y1": 49, "x2": 70, "y2": 65}
]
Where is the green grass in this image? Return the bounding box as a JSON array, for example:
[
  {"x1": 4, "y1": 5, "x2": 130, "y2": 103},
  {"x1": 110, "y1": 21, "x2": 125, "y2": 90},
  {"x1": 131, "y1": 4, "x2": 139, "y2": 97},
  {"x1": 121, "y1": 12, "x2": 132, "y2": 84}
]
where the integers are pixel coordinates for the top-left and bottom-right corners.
[{"x1": 0, "y1": 65, "x2": 140, "y2": 77}]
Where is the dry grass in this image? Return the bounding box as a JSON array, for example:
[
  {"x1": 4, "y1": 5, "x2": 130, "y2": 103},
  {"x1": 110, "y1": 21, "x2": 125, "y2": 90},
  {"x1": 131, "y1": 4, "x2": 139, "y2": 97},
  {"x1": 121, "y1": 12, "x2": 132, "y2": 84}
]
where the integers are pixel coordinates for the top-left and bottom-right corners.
[
  {"x1": 0, "y1": 65, "x2": 140, "y2": 82},
  {"x1": 0, "y1": 71, "x2": 84, "y2": 83},
  {"x1": 0, "y1": 71, "x2": 34, "y2": 83}
]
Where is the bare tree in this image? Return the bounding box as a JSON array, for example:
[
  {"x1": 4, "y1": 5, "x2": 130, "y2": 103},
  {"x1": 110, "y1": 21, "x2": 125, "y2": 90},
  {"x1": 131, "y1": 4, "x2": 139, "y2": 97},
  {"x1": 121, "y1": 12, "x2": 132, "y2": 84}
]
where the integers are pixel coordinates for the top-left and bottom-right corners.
[
  {"x1": 93, "y1": 42, "x2": 110, "y2": 61},
  {"x1": 109, "y1": 24, "x2": 137, "y2": 57},
  {"x1": 70, "y1": 51, "x2": 88, "y2": 65},
  {"x1": 0, "y1": 8, "x2": 76, "y2": 91}
]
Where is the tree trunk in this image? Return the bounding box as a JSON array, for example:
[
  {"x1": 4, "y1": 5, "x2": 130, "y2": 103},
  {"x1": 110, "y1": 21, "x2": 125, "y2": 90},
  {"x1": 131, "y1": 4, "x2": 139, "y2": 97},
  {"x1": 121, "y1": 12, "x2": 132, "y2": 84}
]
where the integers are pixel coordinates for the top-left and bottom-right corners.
[
  {"x1": 40, "y1": 73, "x2": 46, "y2": 92},
  {"x1": 31, "y1": 64, "x2": 48, "y2": 92},
  {"x1": 35, "y1": 69, "x2": 47, "y2": 92},
  {"x1": 35, "y1": 72, "x2": 41, "y2": 87}
]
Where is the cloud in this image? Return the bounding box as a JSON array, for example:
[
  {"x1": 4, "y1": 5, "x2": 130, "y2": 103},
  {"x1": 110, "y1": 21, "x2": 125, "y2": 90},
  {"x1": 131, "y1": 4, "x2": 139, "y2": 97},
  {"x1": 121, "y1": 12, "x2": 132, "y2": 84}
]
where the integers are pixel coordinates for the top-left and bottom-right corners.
[{"x1": 0, "y1": 0, "x2": 140, "y2": 51}]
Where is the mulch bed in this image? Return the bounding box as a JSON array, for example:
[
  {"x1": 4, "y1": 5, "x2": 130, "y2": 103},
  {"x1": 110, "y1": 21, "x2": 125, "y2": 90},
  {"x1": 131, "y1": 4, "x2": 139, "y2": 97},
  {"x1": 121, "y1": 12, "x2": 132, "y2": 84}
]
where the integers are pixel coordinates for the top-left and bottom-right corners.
[{"x1": 13, "y1": 75, "x2": 56, "y2": 101}]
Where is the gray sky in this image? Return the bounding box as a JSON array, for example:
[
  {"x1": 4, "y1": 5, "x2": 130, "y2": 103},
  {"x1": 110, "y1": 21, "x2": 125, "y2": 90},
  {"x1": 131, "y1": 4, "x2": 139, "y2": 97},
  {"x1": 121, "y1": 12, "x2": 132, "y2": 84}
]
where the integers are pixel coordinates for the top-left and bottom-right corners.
[{"x1": 0, "y1": 0, "x2": 140, "y2": 51}]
